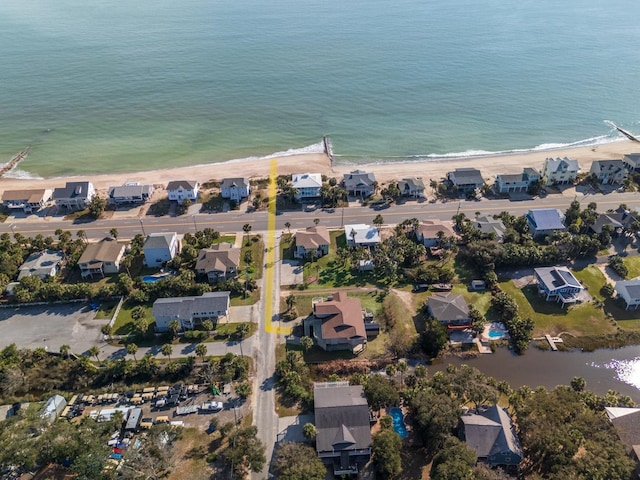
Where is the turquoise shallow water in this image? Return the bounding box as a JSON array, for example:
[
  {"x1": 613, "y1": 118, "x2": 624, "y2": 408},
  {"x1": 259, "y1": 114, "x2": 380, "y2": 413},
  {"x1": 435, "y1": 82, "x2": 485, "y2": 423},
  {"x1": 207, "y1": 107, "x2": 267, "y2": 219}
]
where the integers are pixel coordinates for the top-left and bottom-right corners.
[{"x1": 0, "y1": 0, "x2": 639, "y2": 177}]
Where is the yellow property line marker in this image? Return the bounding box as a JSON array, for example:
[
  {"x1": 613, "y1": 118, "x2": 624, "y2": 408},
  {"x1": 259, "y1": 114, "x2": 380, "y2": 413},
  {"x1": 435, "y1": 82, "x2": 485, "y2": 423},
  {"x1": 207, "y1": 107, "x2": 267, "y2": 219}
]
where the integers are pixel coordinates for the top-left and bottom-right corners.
[{"x1": 264, "y1": 159, "x2": 291, "y2": 335}]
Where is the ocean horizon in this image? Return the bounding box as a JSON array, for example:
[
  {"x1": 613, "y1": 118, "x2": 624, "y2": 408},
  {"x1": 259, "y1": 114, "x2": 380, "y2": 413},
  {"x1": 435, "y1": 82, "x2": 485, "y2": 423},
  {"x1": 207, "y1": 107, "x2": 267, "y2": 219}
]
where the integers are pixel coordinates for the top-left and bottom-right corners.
[{"x1": 1, "y1": 0, "x2": 639, "y2": 178}]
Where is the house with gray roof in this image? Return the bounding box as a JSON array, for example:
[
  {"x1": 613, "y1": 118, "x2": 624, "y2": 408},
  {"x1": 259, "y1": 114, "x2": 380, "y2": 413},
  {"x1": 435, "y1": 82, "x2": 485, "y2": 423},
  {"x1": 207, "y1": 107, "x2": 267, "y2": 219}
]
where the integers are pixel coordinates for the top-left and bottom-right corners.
[
  {"x1": 143, "y1": 232, "x2": 179, "y2": 266},
  {"x1": 52, "y1": 182, "x2": 96, "y2": 210},
  {"x1": 615, "y1": 279, "x2": 640, "y2": 310},
  {"x1": 541, "y1": 157, "x2": 579, "y2": 186},
  {"x1": 534, "y1": 266, "x2": 584, "y2": 305},
  {"x1": 292, "y1": 173, "x2": 323, "y2": 200},
  {"x1": 475, "y1": 215, "x2": 506, "y2": 241},
  {"x1": 78, "y1": 238, "x2": 125, "y2": 278},
  {"x1": 526, "y1": 208, "x2": 566, "y2": 238},
  {"x1": 152, "y1": 291, "x2": 230, "y2": 332},
  {"x1": 220, "y1": 178, "x2": 250, "y2": 202},
  {"x1": 589, "y1": 159, "x2": 628, "y2": 185},
  {"x1": 195, "y1": 243, "x2": 241, "y2": 283},
  {"x1": 606, "y1": 407, "x2": 640, "y2": 470},
  {"x1": 167, "y1": 180, "x2": 199, "y2": 202},
  {"x1": 495, "y1": 168, "x2": 540, "y2": 193},
  {"x1": 427, "y1": 293, "x2": 470, "y2": 327},
  {"x1": 41, "y1": 395, "x2": 67, "y2": 424},
  {"x1": 398, "y1": 177, "x2": 426, "y2": 198},
  {"x1": 2, "y1": 188, "x2": 52, "y2": 213},
  {"x1": 343, "y1": 170, "x2": 376, "y2": 197},
  {"x1": 590, "y1": 208, "x2": 636, "y2": 235},
  {"x1": 447, "y1": 168, "x2": 484, "y2": 193},
  {"x1": 459, "y1": 405, "x2": 523, "y2": 470},
  {"x1": 108, "y1": 183, "x2": 154, "y2": 205},
  {"x1": 622, "y1": 153, "x2": 640, "y2": 173},
  {"x1": 18, "y1": 250, "x2": 64, "y2": 280},
  {"x1": 314, "y1": 382, "x2": 372, "y2": 476}
]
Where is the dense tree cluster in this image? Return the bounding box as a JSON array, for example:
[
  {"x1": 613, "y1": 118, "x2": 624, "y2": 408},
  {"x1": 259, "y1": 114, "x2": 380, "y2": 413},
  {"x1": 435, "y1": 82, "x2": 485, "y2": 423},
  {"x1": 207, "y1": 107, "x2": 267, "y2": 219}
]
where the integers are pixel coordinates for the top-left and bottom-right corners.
[
  {"x1": 491, "y1": 291, "x2": 534, "y2": 354},
  {"x1": 274, "y1": 442, "x2": 326, "y2": 480},
  {"x1": 275, "y1": 351, "x2": 313, "y2": 408}
]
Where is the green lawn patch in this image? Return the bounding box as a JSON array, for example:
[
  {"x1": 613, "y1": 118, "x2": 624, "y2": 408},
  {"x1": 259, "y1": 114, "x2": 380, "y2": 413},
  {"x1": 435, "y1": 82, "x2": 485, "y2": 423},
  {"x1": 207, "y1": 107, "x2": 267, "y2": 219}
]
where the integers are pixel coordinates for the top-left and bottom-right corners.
[
  {"x1": 280, "y1": 233, "x2": 295, "y2": 260},
  {"x1": 240, "y1": 235, "x2": 264, "y2": 280},
  {"x1": 624, "y1": 256, "x2": 640, "y2": 279},
  {"x1": 498, "y1": 281, "x2": 614, "y2": 337},
  {"x1": 573, "y1": 265, "x2": 607, "y2": 302},
  {"x1": 94, "y1": 300, "x2": 119, "y2": 320},
  {"x1": 212, "y1": 235, "x2": 237, "y2": 245},
  {"x1": 112, "y1": 301, "x2": 154, "y2": 335},
  {"x1": 451, "y1": 284, "x2": 495, "y2": 318},
  {"x1": 230, "y1": 289, "x2": 260, "y2": 306}
]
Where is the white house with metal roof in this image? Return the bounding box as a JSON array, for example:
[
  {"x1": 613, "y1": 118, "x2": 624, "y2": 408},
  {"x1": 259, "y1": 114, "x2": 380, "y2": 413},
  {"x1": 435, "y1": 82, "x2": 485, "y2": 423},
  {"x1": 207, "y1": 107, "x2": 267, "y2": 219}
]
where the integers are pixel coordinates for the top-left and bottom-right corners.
[
  {"x1": 541, "y1": 157, "x2": 580, "y2": 186},
  {"x1": 166, "y1": 180, "x2": 199, "y2": 202},
  {"x1": 292, "y1": 173, "x2": 323, "y2": 200},
  {"x1": 534, "y1": 266, "x2": 584, "y2": 305},
  {"x1": 220, "y1": 178, "x2": 250, "y2": 202},
  {"x1": 143, "y1": 232, "x2": 179, "y2": 266},
  {"x1": 344, "y1": 224, "x2": 380, "y2": 248},
  {"x1": 108, "y1": 183, "x2": 154, "y2": 205},
  {"x1": 152, "y1": 292, "x2": 230, "y2": 331},
  {"x1": 615, "y1": 279, "x2": 640, "y2": 310},
  {"x1": 18, "y1": 250, "x2": 65, "y2": 280}
]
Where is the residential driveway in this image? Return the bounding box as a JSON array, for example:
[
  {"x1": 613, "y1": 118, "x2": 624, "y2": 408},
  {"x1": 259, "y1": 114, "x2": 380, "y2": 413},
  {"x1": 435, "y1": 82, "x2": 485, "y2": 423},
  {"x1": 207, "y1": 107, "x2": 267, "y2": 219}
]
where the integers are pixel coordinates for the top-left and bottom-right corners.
[
  {"x1": 0, "y1": 304, "x2": 107, "y2": 355},
  {"x1": 280, "y1": 260, "x2": 303, "y2": 286},
  {"x1": 276, "y1": 414, "x2": 315, "y2": 443},
  {"x1": 229, "y1": 304, "x2": 257, "y2": 323}
]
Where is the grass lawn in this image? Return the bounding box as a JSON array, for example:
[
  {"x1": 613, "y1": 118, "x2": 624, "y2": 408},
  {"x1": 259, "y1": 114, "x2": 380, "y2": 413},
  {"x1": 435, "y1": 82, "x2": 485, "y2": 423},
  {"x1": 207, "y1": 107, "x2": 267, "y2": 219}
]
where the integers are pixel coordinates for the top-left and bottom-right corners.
[
  {"x1": 240, "y1": 235, "x2": 264, "y2": 280},
  {"x1": 212, "y1": 235, "x2": 236, "y2": 245},
  {"x1": 284, "y1": 289, "x2": 381, "y2": 317},
  {"x1": 206, "y1": 322, "x2": 257, "y2": 342},
  {"x1": 112, "y1": 301, "x2": 154, "y2": 335},
  {"x1": 573, "y1": 265, "x2": 608, "y2": 302},
  {"x1": 280, "y1": 233, "x2": 294, "y2": 260},
  {"x1": 498, "y1": 280, "x2": 615, "y2": 337},
  {"x1": 230, "y1": 289, "x2": 260, "y2": 306},
  {"x1": 94, "y1": 299, "x2": 120, "y2": 319},
  {"x1": 624, "y1": 256, "x2": 640, "y2": 279},
  {"x1": 451, "y1": 284, "x2": 495, "y2": 318}
]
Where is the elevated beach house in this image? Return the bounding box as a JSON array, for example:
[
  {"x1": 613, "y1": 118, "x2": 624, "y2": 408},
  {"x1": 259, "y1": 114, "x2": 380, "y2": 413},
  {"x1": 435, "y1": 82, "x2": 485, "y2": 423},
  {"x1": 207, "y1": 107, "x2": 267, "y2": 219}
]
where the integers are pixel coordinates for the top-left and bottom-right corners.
[
  {"x1": 495, "y1": 168, "x2": 540, "y2": 193},
  {"x1": 292, "y1": 173, "x2": 322, "y2": 200},
  {"x1": 18, "y1": 250, "x2": 64, "y2": 280},
  {"x1": 459, "y1": 405, "x2": 523, "y2": 471},
  {"x1": 78, "y1": 238, "x2": 125, "y2": 278},
  {"x1": 615, "y1": 279, "x2": 640, "y2": 310},
  {"x1": 526, "y1": 208, "x2": 566, "y2": 238},
  {"x1": 166, "y1": 180, "x2": 199, "y2": 202},
  {"x1": 344, "y1": 224, "x2": 381, "y2": 248},
  {"x1": 314, "y1": 382, "x2": 372, "y2": 476},
  {"x1": 143, "y1": 232, "x2": 179, "y2": 266},
  {"x1": 295, "y1": 226, "x2": 331, "y2": 260},
  {"x1": 475, "y1": 215, "x2": 506, "y2": 241},
  {"x1": 398, "y1": 177, "x2": 426, "y2": 198},
  {"x1": 426, "y1": 293, "x2": 470, "y2": 327},
  {"x1": 589, "y1": 159, "x2": 628, "y2": 185},
  {"x1": 534, "y1": 266, "x2": 584, "y2": 305},
  {"x1": 342, "y1": 170, "x2": 376, "y2": 197},
  {"x1": 2, "y1": 188, "x2": 52, "y2": 213},
  {"x1": 622, "y1": 153, "x2": 640, "y2": 173},
  {"x1": 108, "y1": 183, "x2": 154, "y2": 205},
  {"x1": 52, "y1": 181, "x2": 96, "y2": 210},
  {"x1": 220, "y1": 177, "x2": 250, "y2": 202},
  {"x1": 447, "y1": 168, "x2": 484, "y2": 194},
  {"x1": 541, "y1": 157, "x2": 579, "y2": 186},
  {"x1": 152, "y1": 291, "x2": 230, "y2": 332},
  {"x1": 415, "y1": 219, "x2": 456, "y2": 247},
  {"x1": 304, "y1": 292, "x2": 367, "y2": 353},
  {"x1": 194, "y1": 244, "x2": 240, "y2": 283}
]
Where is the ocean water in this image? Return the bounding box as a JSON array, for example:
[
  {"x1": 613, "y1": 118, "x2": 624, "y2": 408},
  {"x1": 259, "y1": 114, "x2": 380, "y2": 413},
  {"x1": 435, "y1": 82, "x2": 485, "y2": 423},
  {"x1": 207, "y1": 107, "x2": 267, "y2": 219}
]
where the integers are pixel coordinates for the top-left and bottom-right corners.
[{"x1": 0, "y1": 0, "x2": 639, "y2": 177}]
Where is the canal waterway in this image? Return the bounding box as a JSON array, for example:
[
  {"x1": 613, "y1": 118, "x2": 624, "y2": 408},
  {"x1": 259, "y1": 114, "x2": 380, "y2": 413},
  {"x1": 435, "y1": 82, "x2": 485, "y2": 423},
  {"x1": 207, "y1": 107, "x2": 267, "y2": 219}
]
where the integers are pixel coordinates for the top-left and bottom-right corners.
[{"x1": 431, "y1": 346, "x2": 640, "y2": 403}]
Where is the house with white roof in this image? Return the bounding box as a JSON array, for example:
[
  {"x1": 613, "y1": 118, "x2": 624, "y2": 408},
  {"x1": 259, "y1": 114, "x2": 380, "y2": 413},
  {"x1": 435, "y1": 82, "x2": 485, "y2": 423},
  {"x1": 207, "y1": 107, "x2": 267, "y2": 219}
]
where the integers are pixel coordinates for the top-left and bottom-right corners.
[
  {"x1": 152, "y1": 292, "x2": 230, "y2": 331},
  {"x1": 534, "y1": 266, "x2": 584, "y2": 305},
  {"x1": 166, "y1": 180, "x2": 199, "y2": 202},
  {"x1": 398, "y1": 177, "x2": 426, "y2": 198},
  {"x1": 220, "y1": 178, "x2": 250, "y2": 202},
  {"x1": 589, "y1": 159, "x2": 628, "y2": 185},
  {"x1": 344, "y1": 224, "x2": 380, "y2": 248},
  {"x1": 615, "y1": 279, "x2": 640, "y2": 310},
  {"x1": 343, "y1": 170, "x2": 376, "y2": 197},
  {"x1": 18, "y1": 250, "x2": 65, "y2": 280},
  {"x1": 526, "y1": 208, "x2": 566, "y2": 238},
  {"x1": 143, "y1": 232, "x2": 179, "y2": 266},
  {"x1": 292, "y1": 173, "x2": 323, "y2": 200},
  {"x1": 108, "y1": 183, "x2": 154, "y2": 205},
  {"x1": 541, "y1": 157, "x2": 580, "y2": 186}
]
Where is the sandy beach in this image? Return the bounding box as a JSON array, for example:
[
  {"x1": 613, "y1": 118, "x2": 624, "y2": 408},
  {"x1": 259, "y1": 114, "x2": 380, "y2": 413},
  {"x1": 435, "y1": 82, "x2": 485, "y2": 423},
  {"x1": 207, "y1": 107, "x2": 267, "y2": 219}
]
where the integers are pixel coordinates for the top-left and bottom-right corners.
[{"x1": 0, "y1": 140, "x2": 637, "y2": 195}]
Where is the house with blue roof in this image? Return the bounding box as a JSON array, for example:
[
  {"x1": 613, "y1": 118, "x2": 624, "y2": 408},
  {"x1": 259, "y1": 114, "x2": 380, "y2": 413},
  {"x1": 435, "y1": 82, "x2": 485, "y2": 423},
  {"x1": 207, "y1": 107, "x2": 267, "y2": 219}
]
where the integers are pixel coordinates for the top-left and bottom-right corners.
[
  {"x1": 534, "y1": 266, "x2": 584, "y2": 305},
  {"x1": 526, "y1": 208, "x2": 566, "y2": 238}
]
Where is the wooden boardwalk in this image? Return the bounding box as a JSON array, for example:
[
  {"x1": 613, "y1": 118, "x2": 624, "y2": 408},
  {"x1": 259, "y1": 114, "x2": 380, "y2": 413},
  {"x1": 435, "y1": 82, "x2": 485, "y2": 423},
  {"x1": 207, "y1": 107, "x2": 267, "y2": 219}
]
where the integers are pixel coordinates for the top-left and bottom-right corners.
[
  {"x1": 544, "y1": 334, "x2": 564, "y2": 351},
  {"x1": 0, "y1": 148, "x2": 30, "y2": 177}
]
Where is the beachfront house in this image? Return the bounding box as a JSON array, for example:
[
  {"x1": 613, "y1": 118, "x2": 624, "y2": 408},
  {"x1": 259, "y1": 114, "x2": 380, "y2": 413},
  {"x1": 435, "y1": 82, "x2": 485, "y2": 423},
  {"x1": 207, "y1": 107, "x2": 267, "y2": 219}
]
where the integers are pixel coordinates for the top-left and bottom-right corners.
[
  {"x1": 78, "y1": 238, "x2": 126, "y2": 278},
  {"x1": 1, "y1": 189, "x2": 52, "y2": 213},
  {"x1": 344, "y1": 224, "x2": 380, "y2": 248},
  {"x1": 52, "y1": 182, "x2": 96, "y2": 210},
  {"x1": 152, "y1": 292, "x2": 230, "y2": 332},
  {"x1": 398, "y1": 177, "x2": 426, "y2": 198},
  {"x1": 415, "y1": 220, "x2": 456, "y2": 247},
  {"x1": 615, "y1": 279, "x2": 640, "y2": 310},
  {"x1": 342, "y1": 170, "x2": 376, "y2": 197},
  {"x1": 534, "y1": 266, "x2": 584, "y2": 305},
  {"x1": 475, "y1": 215, "x2": 506, "y2": 241},
  {"x1": 166, "y1": 180, "x2": 199, "y2": 202},
  {"x1": 494, "y1": 168, "x2": 540, "y2": 194},
  {"x1": 108, "y1": 183, "x2": 154, "y2": 205},
  {"x1": 589, "y1": 159, "x2": 628, "y2": 185},
  {"x1": 304, "y1": 292, "x2": 367, "y2": 353},
  {"x1": 526, "y1": 208, "x2": 566, "y2": 238},
  {"x1": 541, "y1": 157, "x2": 579, "y2": 186},
  {"x1": 220, "y1": 178, "x2": 250, "y2": 202},
  {"x1": 292, "y1": 173, "x2": 323, "y2": 200},
  {"x1": 295, "y1": 226, "x2": 331, "y2": 260},
  {"x1": 622, "y1": 153, "x2": 640, "y2": 173},
  {"x1": 143, "y1": 232, "x2": 179, "y2": 266},
  {"x1": 18, "y1": 250, "x2": 64, "y2": 280},
  {"x1": 447, "y1": 168, "x2": 484, "y2": 194},
  {"x1": 194, "y1": 244, "x2": 240, "y2": 283},
  {"x1": 590, "y1": 208, "x2": 636, "y2": 235},
  {"x1": 314, "y1": 382, "x2": 372, "y2": 476},
  {"x1": 459, "y1": 405, "x2": 523, "y2": 471},
  {"x1": 426, "y1": 293, "x2": 470, "y2": 327}
]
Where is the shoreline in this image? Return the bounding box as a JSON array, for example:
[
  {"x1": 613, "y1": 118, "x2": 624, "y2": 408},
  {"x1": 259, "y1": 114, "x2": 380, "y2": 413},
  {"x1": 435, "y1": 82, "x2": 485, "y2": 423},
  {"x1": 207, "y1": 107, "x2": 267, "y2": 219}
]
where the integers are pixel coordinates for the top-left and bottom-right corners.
[{"x1": 0, "y1": 139, "x2": 637, "y2": 194}]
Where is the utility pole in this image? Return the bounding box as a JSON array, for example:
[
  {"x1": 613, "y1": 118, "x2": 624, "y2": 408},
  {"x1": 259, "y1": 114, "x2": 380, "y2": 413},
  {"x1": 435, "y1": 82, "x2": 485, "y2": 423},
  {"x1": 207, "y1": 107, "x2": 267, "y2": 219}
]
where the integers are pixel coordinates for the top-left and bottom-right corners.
[{"x1": 139, "y1": 218, "x2": 146, "y2": 236}]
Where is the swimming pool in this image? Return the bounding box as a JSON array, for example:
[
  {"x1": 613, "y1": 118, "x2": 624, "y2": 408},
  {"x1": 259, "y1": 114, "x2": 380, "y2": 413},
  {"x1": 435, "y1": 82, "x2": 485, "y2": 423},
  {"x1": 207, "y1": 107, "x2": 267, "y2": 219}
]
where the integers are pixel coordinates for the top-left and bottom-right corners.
[
  {"x1": 389, "y1": 407, "x2": 408, "y2": 438},
  {"x1": 487, "y1": 323, "x2": 508, "y2": 340},
  {"x1": 142, "y1": 273, "x2": 171, "y2": 283}
]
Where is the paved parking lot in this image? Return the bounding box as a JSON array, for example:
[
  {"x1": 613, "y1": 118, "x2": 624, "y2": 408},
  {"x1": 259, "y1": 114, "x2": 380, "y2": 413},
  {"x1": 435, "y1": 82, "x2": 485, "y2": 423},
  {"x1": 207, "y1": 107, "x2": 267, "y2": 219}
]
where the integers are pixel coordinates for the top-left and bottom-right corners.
[
  {"x1": 0, "y1": 303, "x2": 107, "y2": 355},
  {"x1": 281, "y1": 260, "x2": 303, "y2": 286}
]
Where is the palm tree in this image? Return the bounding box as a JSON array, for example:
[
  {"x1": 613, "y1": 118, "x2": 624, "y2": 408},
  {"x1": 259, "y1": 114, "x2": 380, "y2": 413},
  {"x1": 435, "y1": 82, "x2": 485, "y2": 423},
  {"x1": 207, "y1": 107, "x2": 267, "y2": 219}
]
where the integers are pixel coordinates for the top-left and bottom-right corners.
[
  {"x1": 237, "y1": 323, "x2": 250, "y2": 340},
  {"x1": 285, "y1": 293, "x2": 296, "y2": 311},
  {"x1": 373, "y1": 214, "x2": 384, "y2": 232},
  {"x1": 284, "y1": 222, "x2": 291, "y2": 234},
  {"x1": 59, "y1": 344, "x2": 71, "y2": 359},
  {"x1": 88, "y1": 346, "x2": 100, "y2": 363},
  {"x1": 161, "y1": 343, "x2": 173, "y2": 361},
  {"x1": 313, "y1": 218, "x2": 320, "y2": 226},
  {"x1": 126, "y1": 343, "x2": 138, "y2": 362},
  {"x1": 169, "y1": 320, "x2": 181, "y2": 339},
  {"x1": 350, "y1": 228, "x2": 357, "y2": 247},
  {"x1": 109, "y1": 228, "x2": 119, "y2": 240},
  {"x1": 300, "y1": 336, "x2": 313, "y2": 352},
  {"x1": 195, "y1": 343, "x2": 207, "y2": 361},
  {"x1": 202, "y1": 319, "x2": 214, "y2": 337},
  {"x1": 243, "y1": 223, "x2": 252, "y2": 238},
  {"x1": 76, "y1": 230, "x2": 87, "y2": 244}
]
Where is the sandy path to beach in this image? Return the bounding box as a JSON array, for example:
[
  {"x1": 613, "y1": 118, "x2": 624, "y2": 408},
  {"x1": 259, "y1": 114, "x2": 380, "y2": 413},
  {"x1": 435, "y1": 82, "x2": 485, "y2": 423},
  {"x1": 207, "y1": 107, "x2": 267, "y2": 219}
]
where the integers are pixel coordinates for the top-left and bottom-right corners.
[{"x1": 0, "y1": 140, "x2": 637, "y2": 194}]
